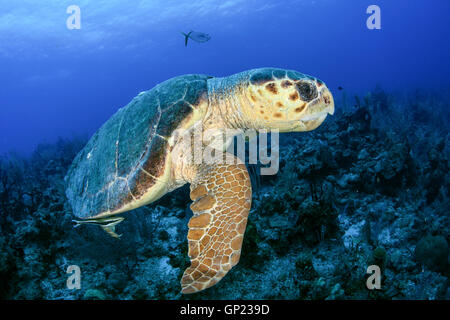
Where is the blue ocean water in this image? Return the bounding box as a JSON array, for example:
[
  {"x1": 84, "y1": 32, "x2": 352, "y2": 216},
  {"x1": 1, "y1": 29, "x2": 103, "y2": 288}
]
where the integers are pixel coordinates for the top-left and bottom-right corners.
[
  {"x1": 1, "y1": 0, "x2": 449, "y2": 154},
  {"x1": 0, "y1": 0, "x2": 449, "y2": 301}
]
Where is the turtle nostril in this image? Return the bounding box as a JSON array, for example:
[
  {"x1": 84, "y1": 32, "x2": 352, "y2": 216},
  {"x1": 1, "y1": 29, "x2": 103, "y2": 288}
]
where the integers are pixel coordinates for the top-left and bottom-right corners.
[{"x1": 324, "y1": 95, "x2": 331, "y2": 105}]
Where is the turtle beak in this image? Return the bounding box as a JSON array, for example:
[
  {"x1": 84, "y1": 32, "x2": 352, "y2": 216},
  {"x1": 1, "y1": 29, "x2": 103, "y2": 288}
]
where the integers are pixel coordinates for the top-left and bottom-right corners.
[{"x1": 295, "y1": 85, "x2": 334, "y2": 132}]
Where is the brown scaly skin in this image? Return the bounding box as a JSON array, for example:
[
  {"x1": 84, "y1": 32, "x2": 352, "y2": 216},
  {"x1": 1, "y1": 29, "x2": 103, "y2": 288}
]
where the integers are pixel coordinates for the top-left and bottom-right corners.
[
  {"x1": 172, "y1": 68, "x2": 334, "y2": 293},
  {"x1": 181, "y1": 155, "x2": 251, "y2": 293}
]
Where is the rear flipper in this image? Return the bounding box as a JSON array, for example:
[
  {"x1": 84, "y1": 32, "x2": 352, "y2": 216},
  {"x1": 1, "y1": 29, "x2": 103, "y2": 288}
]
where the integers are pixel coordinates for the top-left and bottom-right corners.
[{"x1": 181, "y1": 154, "x2": 252, "y2": 293}]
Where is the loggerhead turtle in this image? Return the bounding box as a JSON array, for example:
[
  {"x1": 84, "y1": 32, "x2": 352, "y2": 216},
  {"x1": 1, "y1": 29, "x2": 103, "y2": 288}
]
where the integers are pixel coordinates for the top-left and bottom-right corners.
[{"x1": 65, "y1": 67, "x2": 334, "y2": 294}]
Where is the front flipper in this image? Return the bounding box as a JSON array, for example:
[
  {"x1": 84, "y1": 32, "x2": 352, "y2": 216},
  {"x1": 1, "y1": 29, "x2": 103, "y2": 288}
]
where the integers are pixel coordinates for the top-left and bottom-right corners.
[{"x1": 181, "y1": 156, "x2": 252, "y2": 294}]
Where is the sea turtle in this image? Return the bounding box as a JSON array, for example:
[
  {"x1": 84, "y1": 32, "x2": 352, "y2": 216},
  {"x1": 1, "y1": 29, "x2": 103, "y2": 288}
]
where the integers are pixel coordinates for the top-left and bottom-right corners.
[{"x1": 65, "y1": 67, "x2": 334, "y2": 294}]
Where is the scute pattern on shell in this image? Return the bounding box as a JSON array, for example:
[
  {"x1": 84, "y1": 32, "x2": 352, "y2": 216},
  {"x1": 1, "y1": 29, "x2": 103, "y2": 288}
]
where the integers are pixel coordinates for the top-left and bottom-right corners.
[{"x1": 65, "y1": 74, "x2": 212, "y2": 219}]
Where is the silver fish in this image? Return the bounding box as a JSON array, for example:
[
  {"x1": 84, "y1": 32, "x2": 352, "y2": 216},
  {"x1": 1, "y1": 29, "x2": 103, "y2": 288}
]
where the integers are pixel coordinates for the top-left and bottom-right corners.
[
  {"x1": 73, "y1": 216, "x2": 125, "y2": 239},
  {"x1": 181, "y1": 31, "x2": 211, "y2": 46}
]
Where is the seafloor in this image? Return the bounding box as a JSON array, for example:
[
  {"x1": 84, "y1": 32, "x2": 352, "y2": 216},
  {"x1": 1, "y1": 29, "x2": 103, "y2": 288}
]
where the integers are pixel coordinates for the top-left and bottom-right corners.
[{"x1": 0, "y1": 87, "x2": 448, "y2": 299}]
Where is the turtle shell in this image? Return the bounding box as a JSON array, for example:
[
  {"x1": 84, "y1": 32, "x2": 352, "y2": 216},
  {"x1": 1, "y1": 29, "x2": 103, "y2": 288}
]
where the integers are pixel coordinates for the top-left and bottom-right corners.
[{"x1": 65, "y1": 74, "x2": 212, "y2": 219}]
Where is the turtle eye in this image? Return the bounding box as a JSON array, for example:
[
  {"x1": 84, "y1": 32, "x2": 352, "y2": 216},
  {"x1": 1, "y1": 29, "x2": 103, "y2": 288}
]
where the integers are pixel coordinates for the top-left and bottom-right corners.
[{"x1": 296, "y1": 81, "x2": 318, "y2": 102}]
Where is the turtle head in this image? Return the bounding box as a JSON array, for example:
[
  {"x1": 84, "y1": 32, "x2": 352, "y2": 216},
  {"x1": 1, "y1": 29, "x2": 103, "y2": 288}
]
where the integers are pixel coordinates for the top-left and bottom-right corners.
[{"x1": 245, "y1": 68, "x2": 334, "y2": 132}]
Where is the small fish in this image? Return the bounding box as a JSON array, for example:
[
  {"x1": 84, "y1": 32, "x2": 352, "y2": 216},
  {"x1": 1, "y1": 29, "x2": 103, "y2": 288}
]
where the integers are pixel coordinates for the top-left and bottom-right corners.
[
  {"x1": 73, "y1": 216, "x2": 125, "y2": 239},
  {"x1": 181, "y1": 31, "x2": 211, "y2": 46},
  {"x1": 337, "y1": 86, "x2": 343, "y2": 91}
]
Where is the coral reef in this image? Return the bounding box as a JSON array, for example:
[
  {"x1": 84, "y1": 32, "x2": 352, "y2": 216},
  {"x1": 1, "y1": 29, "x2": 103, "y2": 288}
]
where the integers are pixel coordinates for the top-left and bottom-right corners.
[
  {"x1": 0, "y1": 88, "x2": 448, "y2": 300},
  {"x1": 414, "y1": 235, "x2": 448, "y2": 273}
]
